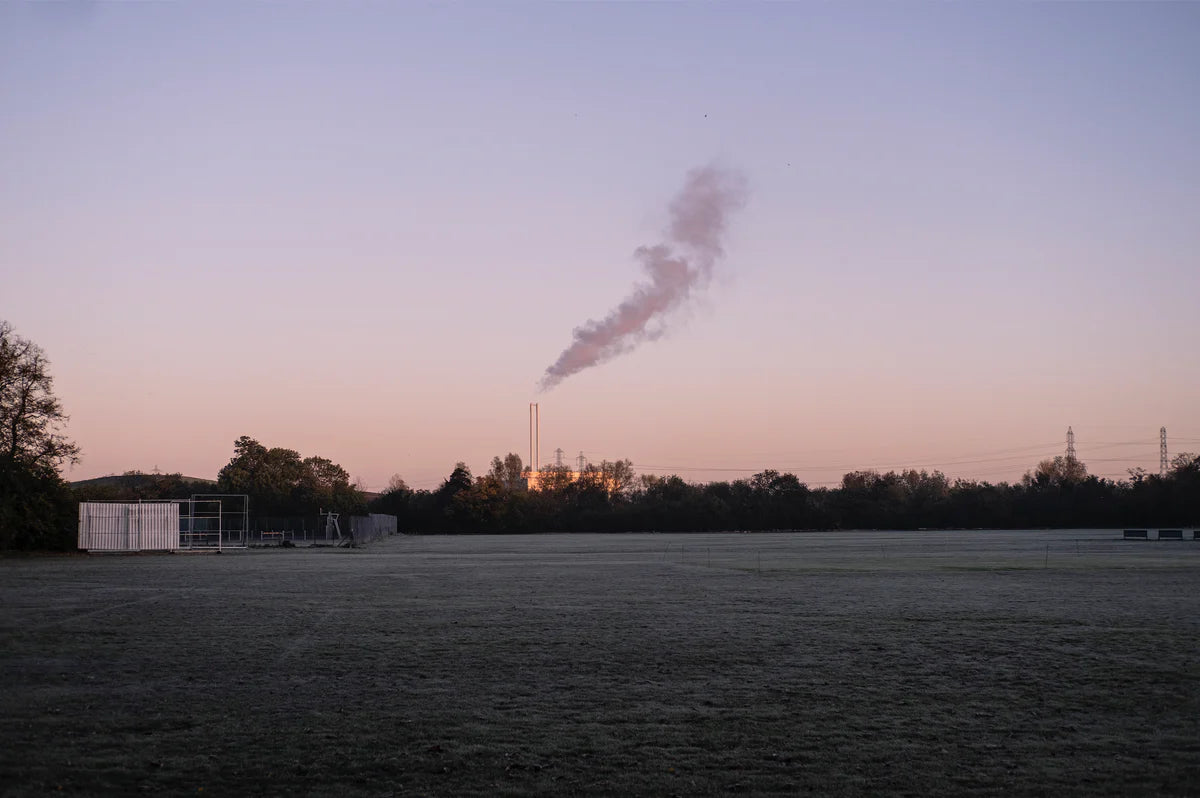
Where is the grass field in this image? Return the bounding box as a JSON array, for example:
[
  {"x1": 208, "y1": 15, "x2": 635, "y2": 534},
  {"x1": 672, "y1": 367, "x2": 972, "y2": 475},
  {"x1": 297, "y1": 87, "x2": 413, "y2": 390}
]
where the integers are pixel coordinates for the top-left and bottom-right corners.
[{"x1": 2, "y1": 530, "x2": 1198, "y2": 796}]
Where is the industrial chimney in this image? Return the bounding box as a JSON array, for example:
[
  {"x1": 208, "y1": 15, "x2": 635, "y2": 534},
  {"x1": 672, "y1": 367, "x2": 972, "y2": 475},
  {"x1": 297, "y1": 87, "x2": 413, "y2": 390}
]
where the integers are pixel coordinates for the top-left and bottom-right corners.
[{"x1": 529, "y1": 403, "x2": 540, "y2": 476}]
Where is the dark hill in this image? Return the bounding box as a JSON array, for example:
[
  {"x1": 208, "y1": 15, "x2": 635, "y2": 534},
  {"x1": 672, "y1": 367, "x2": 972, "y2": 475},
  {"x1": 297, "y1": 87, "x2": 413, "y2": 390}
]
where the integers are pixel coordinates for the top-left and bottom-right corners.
[{"x1": 72, "y1": 473, "x2": 216, "y2": 488}]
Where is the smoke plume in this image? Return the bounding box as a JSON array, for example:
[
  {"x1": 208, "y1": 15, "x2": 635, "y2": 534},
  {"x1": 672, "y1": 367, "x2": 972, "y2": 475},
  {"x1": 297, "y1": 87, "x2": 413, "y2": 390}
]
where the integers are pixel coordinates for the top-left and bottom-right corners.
[{"x1": 539, "y1": 165, "x2": 748, "y2": 391}]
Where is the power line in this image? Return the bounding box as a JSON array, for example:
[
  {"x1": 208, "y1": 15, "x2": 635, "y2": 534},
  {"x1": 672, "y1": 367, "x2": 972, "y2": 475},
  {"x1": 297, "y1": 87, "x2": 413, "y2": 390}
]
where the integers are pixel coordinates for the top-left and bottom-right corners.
[
  {"x1": 1082, "y1": 440, "x2": 1157, "y2": 450},
  {"x1": 631, "y1": 446, "x2": 1063, "y2": 475},
  {"x1": 1085, "y1": 455, "x2": 1158, "y2": 463},
  {"x1": 591, "y1": 440, "x2": 1062, "y2": 474}
]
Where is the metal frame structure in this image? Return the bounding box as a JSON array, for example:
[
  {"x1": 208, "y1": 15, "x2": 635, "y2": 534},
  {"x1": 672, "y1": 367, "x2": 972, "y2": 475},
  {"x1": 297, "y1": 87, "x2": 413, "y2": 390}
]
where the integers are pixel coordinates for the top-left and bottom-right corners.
[
  {"x1": 320, "y1": 509, "x2": 349, "y2": 546},
  {"x1": 180, "y1": 494, "x2": 249, "y2": 550}
]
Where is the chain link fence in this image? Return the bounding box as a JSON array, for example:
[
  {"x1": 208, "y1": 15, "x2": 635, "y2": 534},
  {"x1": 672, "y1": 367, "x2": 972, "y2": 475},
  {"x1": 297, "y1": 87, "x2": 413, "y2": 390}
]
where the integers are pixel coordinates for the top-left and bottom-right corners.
[{"x1": 248, "y1": 513, "x2": 398, "y2": 545}]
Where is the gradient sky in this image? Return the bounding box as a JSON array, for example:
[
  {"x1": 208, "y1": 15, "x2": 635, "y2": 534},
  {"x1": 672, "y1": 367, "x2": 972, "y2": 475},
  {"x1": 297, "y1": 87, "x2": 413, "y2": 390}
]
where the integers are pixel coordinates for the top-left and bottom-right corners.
[{"x1": 3, "y1": 2, "x2": 1198, "y2": 491}]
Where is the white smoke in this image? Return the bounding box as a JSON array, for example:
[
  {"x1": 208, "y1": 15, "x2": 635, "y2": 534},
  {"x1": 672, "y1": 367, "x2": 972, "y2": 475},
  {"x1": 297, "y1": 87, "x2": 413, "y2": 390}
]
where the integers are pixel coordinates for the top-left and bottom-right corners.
[{"x1": 539, "y1": 165, "x2": 748, "y2": 391}]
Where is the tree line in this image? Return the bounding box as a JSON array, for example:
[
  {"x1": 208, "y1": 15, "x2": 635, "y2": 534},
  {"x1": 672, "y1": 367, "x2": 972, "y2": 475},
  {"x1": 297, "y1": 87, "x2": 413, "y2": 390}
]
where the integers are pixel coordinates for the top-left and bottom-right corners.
[
  {"x1": 367, "y1": 452, "x2": 1200, "y2": 535},
  {"x1": 1, "y1": 319, "x2": 1196, "y2": 549}
]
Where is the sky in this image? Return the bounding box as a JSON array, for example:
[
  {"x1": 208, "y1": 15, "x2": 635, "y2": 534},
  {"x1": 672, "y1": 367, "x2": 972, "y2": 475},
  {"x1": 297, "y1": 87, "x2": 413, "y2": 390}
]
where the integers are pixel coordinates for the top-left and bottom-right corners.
[{"x1": 3, "y1": 2, "x2": 1198, "y2": 491}]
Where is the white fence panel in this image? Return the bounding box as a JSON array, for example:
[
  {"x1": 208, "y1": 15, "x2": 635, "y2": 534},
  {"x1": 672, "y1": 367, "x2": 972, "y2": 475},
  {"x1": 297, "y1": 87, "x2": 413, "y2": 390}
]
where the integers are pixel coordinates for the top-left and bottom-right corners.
[
  {"x1": 135, "y1": 503, "x2": 180, "y2": 551},
  {"x1": 78, "y1": 502, "x2": 180, "y2": 552},
  {"x1": 78, "y1": 503, "x2": 129, "y2": 551}
]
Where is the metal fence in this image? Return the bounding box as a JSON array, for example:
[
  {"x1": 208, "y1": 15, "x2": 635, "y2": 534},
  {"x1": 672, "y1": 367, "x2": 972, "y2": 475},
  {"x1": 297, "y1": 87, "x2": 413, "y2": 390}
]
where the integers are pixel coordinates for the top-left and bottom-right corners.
[
  {"x1": 76, "y1": 499, "x2": 398, "y2": 551},
  {"x1": 248, "y1": 514, "x2": 399, "y2": 545},
  {"x1": 349, "y1": 514, "x2": 398, "y2": 544},
  {"x1": 181, "y1": 495, "x2": 249, "y2": 550}
]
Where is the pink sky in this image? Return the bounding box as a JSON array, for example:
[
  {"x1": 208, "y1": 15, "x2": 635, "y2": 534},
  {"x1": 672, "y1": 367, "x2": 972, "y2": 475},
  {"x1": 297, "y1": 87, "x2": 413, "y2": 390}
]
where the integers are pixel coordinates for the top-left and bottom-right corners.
[{"x1": 3, "y1": 3, "x2": 1197, "y2": 490}]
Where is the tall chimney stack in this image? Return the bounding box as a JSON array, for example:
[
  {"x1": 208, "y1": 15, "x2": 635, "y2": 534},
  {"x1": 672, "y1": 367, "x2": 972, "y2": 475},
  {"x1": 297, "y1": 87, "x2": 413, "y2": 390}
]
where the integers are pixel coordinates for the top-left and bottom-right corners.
[{"x1": 529, "y1": 403, "x2": 540, "y2": 475}]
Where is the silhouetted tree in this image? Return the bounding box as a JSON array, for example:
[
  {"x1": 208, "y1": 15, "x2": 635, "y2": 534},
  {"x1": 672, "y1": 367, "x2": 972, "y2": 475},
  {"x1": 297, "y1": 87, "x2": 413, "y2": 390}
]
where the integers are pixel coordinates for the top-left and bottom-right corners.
[
  {"x1": 217, "y1": 436, "x2": 365, "y2": 517},
  {"x1": 1170, "y1": 453, "x2": 1199, "y2": 476},
  {"x1": 370, "y1": 474, "x2": 413, "y2": 519},
  {"x1": 450, "y1": 475, "x2": 509, "y2": 531},
  {"x1": 361, "y1": 449, "x2": 1199, "y2": 535},
  {"x1": 0, "y1": 321, "x2": 79, "y2": 549},
  {"x1": 438, "y1": 462, "x2": 473, "y2": 498},
  {"x1": 1023, "y1": 456, "x2": 1089, "y2": 488},
  {"x1": 0, "y1": 321, "x2": 80, "y2": 473},
  {"x1": 488, "y1": 453, "x2": 526, "y2": 492}
]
